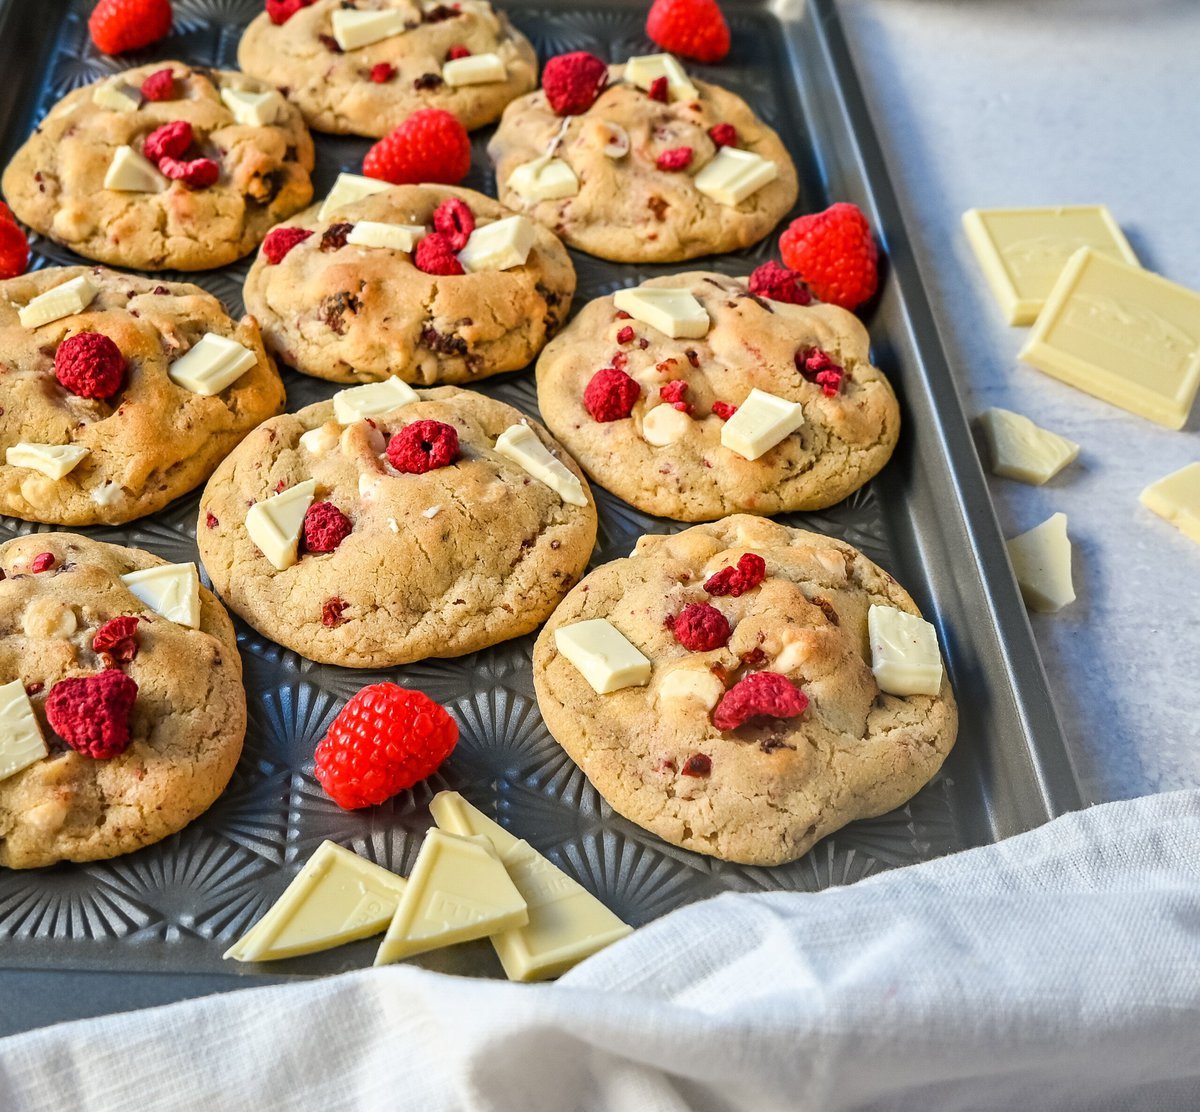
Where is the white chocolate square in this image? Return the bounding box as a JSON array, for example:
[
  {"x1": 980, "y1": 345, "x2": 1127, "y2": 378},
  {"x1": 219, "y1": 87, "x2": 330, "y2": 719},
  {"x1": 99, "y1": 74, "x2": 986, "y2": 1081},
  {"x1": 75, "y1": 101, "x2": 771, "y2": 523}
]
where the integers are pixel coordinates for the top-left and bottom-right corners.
[
  {"x1": 318, "y1": 173, "x2": 391, "y2": 221},
  {"x1": 104, "y1": 145, "x2": 167, "y2": 193},
  {"x1": 867, "y1": 605, "x2": 944, "y2": 697},
  {"x1": 979, "y1": 408, "x2": 1079, "y2": 485},
  {"x1": 554, "y1": 619, "x2": 652, "y2": 694},
  {"x1": 220, "y1": 87, "x2": 285, "y2": 127},
  {"x1": 92, "y1": 79, "x2": 141, "y2": 113},
  {"x1": 168, "y1": 333, "x2": 257, "y2": 396},
  {"x1": 507, "y1": 157, "x2": 579, "y2": 203},
  {"x1": 624, "y1": 53, "x2": 698, "y2": 101},
  {"x1": 443, "y1": 53, "x2": 506, "y2": 87},
  {"x1": 694, "y1": 147, "x2": 780, "y2": 207},
  {"x1": 331, "y1": 8, "x2": 410, "y2": 51},
  {"x1": 333, "y1": 377, "x2": 419, "y2": 423},
  {"x1": 1006, "y1": 512, "x2": 1075, "y2": 613},
  {"x1": 245, "y1": 478, "x2": 317, "y2": 571},
  {"x1": 1140, "y1": 462, "x2": 1200, "y2": 546},
  {"x1": 719, "y1": 389, "x2": 805, "y2": 460},
  {"x1": 345, "y1": 221, "x2": 426, "y2": 252},
  {"x1": 493, "y1": 424, "x2": 586, "y2": 506},
  {"x1": 5, "y1": 442, "x2": 90, "y2": 480},
  {"x1": 120, "y1": 563, "x2": 201, "y2": 628},
  {"x1": 18, "y1": 274, "x2": 99, "y2": 329},
  {"x1": 458, "y1": 216, "x2": 536, "y2": 273},
  {"x1": 612, "y1": 287, "x2": 709, "y2": 339},
  {"x1": 0, "y1": 680, "x2": 48, "y2": 784}
]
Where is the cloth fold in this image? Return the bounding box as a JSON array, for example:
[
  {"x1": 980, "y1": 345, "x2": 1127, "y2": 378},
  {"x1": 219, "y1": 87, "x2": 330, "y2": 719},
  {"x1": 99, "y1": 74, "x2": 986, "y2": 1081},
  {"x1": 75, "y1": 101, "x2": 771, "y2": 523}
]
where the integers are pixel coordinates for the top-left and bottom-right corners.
[{"x1": 4, "y1": 790, "x2": 1200, "y2": 1111}]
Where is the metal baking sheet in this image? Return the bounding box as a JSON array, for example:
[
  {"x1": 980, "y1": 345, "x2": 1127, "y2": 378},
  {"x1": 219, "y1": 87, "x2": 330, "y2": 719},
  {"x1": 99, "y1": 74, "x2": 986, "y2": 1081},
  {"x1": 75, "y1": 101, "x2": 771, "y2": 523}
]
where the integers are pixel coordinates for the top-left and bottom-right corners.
[{"x1": 0, "y1": 0, "x2": 1085, "y2": 1034}]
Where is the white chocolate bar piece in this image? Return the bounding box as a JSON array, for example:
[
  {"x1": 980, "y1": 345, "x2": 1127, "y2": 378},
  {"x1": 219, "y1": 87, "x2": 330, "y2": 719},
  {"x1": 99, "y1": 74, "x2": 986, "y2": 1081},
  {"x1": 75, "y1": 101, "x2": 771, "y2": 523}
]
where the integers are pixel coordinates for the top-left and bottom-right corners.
[
  {"x1": 623, "y1": 53, "x2": 698, "y2": 101},
  {"x1": 333, "y1": 377, "x2": 420, "y2": 424},
  {"x1": 5, "y1": 442, "x2": 89, "y2": 480},
  {"x1": 318, "y1": 173, "x2": 391, "y2": 221},
  {"x1": 345, "y1": 221, "x2": 426, "y2": 252},
  {"x1": 244, "y1": 478, "x2": 317, "y2": 571},
  {"x1": 331, "y1": 8, "x2": 409, "y2": 51},
  {"x1": 507, "y1": 157, "x2": 579, "y2": 203},
  {"x1": 120, "y1": 563, "x2": 201, "y2": 628},
  {"x1": 867, "y1": 604, "x2": 944, "y2": 697},
  {"x1": 720, "y1": 388, "x2": 805, "y2": 461},
  {"x1": 1140, "y1": 462, "x2": 1200, "y2": 546},
  {"x1": 458, "y1": 216, "x2": 536, "y2": 273},
  {"x1": 104, "y1": 145, "x2": 167, "y2": 193},
  {"x1": 443, "y1": 53, "x2": 506, "y2": 87},
  {"x1": 554, "y1": 619, "x2": 652, "y2": 694},
  {"x1": 493, "y1": 424, "x2": 587, "y2": 506},
  {"x1": 168, "y1": 333, "x2": 258, "y2": 396},
  {"x1": 220, "y1": 87, "x2": 286, "y2": 127},
  {"x1": 693, "y1": 147, "x2": 779, "y2": 207},
  {"x1": 18, "y1": 274, "x2": 99, "y2": 329},
  {"x1": 979, "y1": 408, "x2": 1079, "y2": 485},
  {"x1": 1005, "y1": 512, "x2": 1075, "y2": 613},
  {"x1": 0, "y1": 680, "x2": 48, "y2": 784},
  {"x1": 612, "y1": 287, "x2": 709, "y2": 340}
]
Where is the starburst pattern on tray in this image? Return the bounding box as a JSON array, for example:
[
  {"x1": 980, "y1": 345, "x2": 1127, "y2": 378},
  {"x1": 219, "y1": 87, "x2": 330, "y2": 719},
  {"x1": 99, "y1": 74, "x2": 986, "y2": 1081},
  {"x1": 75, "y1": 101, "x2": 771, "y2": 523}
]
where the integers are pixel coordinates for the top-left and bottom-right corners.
[{"x1": 0, "y1": 865, "x2": 156, "y2": 941}]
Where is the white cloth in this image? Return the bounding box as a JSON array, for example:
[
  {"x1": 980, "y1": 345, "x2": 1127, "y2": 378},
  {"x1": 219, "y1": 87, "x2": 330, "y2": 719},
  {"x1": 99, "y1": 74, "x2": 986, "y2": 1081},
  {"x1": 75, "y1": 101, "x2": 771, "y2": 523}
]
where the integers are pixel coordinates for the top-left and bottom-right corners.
[{"x1": 3, "y1": 790, "x2": 1200, "y2": 1111}]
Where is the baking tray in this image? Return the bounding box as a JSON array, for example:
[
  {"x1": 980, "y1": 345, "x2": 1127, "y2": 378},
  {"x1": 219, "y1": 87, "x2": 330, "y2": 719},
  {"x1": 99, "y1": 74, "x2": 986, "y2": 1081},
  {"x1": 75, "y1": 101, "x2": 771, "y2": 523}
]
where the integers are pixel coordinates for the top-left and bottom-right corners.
[{"x1": 0, "y1": 0, "x2": 1086, "y2": 1035}]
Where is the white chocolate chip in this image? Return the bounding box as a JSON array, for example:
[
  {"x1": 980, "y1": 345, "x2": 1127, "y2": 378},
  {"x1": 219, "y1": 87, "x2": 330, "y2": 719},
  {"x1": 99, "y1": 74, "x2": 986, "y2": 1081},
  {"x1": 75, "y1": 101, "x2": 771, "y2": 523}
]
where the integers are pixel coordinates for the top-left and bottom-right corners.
[
  {"x1": 642, "y1": 404, "x2": 692, "y2": 446},
  {"x1": 300, "y1": 425, "x2": 340, "y2": 455},
  {"x1": 422, "y1": 505, "x2": 442, "y2": 519},
  {"x1": 22, "y1": 598, "x2": 77, "y2": 640},
  {"x1": 657, "y1": 667, "x2": 724, "y2": 711}
]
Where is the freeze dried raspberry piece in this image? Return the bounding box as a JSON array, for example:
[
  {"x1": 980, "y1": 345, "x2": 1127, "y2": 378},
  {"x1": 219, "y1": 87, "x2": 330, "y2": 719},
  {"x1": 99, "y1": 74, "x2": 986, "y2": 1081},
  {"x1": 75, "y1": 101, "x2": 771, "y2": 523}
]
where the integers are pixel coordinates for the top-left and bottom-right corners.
[
  {"x1": 583, "y1": 366, "x2": 640, "y2": 422},
  {"x1": 159, "y1": 156, "x2": 220, "y2": 188},
  {"x1": 92, "y1": 616, "x2": 140, "y2": 664},
  {"x1": 387, "y1": 420, "x2": 460, "y2": 474},
  {"x1": 303, "y1": 502, "x2": 352, "y2": 553},
  {"x1": 659, "y1": 380, "x2": 692, "y2": 413},
  {"x1": 672, "y1": 603, "x2": 731, "y2": 652},
  {"x1": 616, "y1": 326, "x2": 635, "y2": 345},
  {"x1": 140, "y1": 68, "x2": 176, "y2": 102},
  {"x1": 370, "y1": 62, "x2": 396, "y2": 83},
  {"x1": 711, "y1": 401, "x2": 737, "y2": 421},
  {"x1": 45, "y1": 670, "x2": 139, "y2": 759},
  {"x1": 647, "y1": 76, "x2": 669, "y2": 103},
  {"x1": 30, "y1": 552, "x2": 55, "y2": 573},
  {"x1": 55, "y1": 332, "x2": 126, "y2": 400},
  {"x1": 749, "y1": 261, "x2": 813, "y2": 306},
  {"x1": 322, "y1": 598, "x2": 348, "y2": 628},
  {"x1": 414, "y1": 233, "x2": 465, "y2": 276},
  {"x1": 656, "y1": 147, "x2": 694, "y2": 172},
  {"x1": 542, "y1": 51, "x2": 609, "y2": 116},
  {"x1": 447, "y1": 45, "x2": 471, "y2": 60},
  {"x1": 262, "y1": 226, "x2": 312, "y2": 264},
  {"x1": 143, "y1": 120, "x2": 192, "y2": 164},
  {"x1": 267, "y1": 0, "x2": 313, "y2": 24},
  {"x1": 708, "y1": 122, "x2": 737, "y2": 149},
  {"x1": 712, "y1": 672, "x2": 808, "y2": 732},
  {"x1": 205, "y1": 512, "x2": 219, "y2": 529},
  {"x1": 796, "y1": 346, "x2": 845, "y2": 397},
  {"x1": 433, "y1": 197, "x2": 474, "y2": 251},
  {"x1": 704, "y1": 553, "x2": 767, "y2": 597},
  {"x1": 681, "y1": 753, "x2": 711, "y2": 777}
]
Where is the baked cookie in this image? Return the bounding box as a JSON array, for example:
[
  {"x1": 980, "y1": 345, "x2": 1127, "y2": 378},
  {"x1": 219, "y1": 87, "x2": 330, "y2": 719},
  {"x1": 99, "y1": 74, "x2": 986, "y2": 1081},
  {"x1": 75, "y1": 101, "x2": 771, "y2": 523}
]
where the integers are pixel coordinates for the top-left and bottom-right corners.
[
  {"x1": 0, "y1": 267, "x2": 286, "y2": 526},
  {"x1": 2, "y1": 62, "x2": 314, "y2": 271},
  {"x1": 536, "y1": 272, "x2": 899, "y2": 521},
  {"x1": 238, "y1": 0, "x2": 538, "y2": 138},
  {"x1": 197, "y1": 386, "x2": 596, "y2": 667},
  {"x1": 242, "y1": 184, "x2": 575, "y2": 385},
  {"x1": 489, "y1": 54, "x2": 799, "y2": 263},
  {"x1": 0, "y1": 534, "x2": 245, "y2": 869},
  {"x1": 533, "y1": 516, "x2": 957, "y2": 866}
]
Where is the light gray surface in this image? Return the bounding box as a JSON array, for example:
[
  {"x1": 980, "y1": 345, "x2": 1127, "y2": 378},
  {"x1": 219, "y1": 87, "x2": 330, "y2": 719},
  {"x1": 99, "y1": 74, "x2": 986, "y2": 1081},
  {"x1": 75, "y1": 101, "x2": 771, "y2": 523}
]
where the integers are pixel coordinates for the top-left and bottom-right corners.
[{"x1": 838, "y1": 0, "x2": 1200, "y2": 802}]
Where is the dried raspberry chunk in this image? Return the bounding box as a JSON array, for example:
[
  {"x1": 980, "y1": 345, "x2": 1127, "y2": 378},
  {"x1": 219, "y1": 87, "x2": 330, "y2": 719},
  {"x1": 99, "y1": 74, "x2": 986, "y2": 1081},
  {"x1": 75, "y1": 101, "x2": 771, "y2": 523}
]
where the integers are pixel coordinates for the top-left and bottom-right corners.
[
  {"x1": 583, "y1": 367, "x2": 640, "y2": 422},
  {"x1": 55, "y1": 332, "x2": 126, "y2": 400},
  {"x1": 616, "y1": 325, "x2": 635, "y2": 345},
  {"x1": 322, "y1": 598, "x2": 348, "y2": 627},
  {"x1": 672, "y1": 602, "x2": 731, "y2": 652},
  {"x1": 447, "y1": 45, "x2": 471, "y2": 61},
  {"x1": 45, "y1": 670, "x2": 139, "y2": 759},
  {"x1": 647, "y1": 76, "x2": 669, "y2": 103},
  {"x1": 542, "y1": 51, "x2": 609, "y2": 116},
  {"x1": 143, "y1": 120, "x2": 192, "y2": 163},
  {"x1": 708, "y1": 122, "x2": 737, "y2": 149},
  {"x1": 387, "y1": 420, "x2": 461, "y2": 474},
  {"x1": 681, "y1": 753, "x2": 712, "y2": 777},
  {"x1": 712, "y1": 672, "x2": 808, "y2": 732},
  {"x1": 413, "y1": 233, "x2": 465, "y2": 276},
  {"x1": 303, "y1": 502, "x2": 352, "y2": 553},
  {"x1": 267, "y1": 0, "x2": 313, "y2": 24},
  {"x1": 433, "y1": 197, "x2": 475, "y2": 251},
  {"x1": 159, "y1": 156, "x2": 220, "y2": 189},
  {"x1": 749, "y1": 261, "x2": 813, "y2": 306},
  {"x1": 656, "y1": 147, "x2": 694, "y2": 172},
  {"x1": 140, "y1": 68, "x2": 176, "y2": 102},
  {"x1": 205, "y1": 512, "x2": 219, "y2": 529},
  {"x1": 704, "y1": 553, "x2": 767, "y2": 597},
  {"x1": 711, "y1": 400, "x2": 737, "y2": 421},
  {"x1": 262, "y1": 226, "x2": 312, "y2": 264},
  {"x1": 796, "y1": 346, "x2": 845, "y2": 397},
  {"x1": 370, "y1": 62, "x2": 396, "y2": 83},
  {"x1": 30, "y1": 552, "x2": 56, "y2": 574},
  {"x1": 659, "y1": 379, "x2": 692, "y2": 413},
  {"x1": 92, "y1": 616, "x2": 140, "y2": 664}
]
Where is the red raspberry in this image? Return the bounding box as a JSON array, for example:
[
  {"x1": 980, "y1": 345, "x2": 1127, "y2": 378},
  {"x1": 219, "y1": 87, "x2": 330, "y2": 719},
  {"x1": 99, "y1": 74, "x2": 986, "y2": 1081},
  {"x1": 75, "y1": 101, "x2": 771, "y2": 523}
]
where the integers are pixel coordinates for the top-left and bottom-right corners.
[
  {"x1": 45, "y1": 671, "x2": 139, "y2": 760},
  {"x1": 780, "y1": 202, "x2": 879, "y2": 311},
  {"x1": 363, "y1": 108, "x2": 471, "y2": 185},
  {"x1": 542, "y1": 51, "x2": 609, "y2": 116},
  {"x1": 31, "y1": 552, "x2": 56, "y2": 573},
  {"x1": 387, "y1": 420, "x2": 460, "y2": 474},
  {"x1": 433, "y1": 197, "x2": 475, "y2": 251},
  {"x1": 0, "y1": 218, "x2": 30, "y2": 280},
  {"x1": 140, "y1": 68, "x2": 176, "y2": 102},
  {"x1": 708, "y1": 123, "x2": 737, "y2": 149},
  {"x1": 704, "y1": 553, "x2": 766, "y2": 597},
  {"x1": 712, "y1": 672, "x2": 808, "y2": 732},
  {"x1": 322, "y1": 598, "x2": 348, "y2": 628},
  {"x1": 647, "y1": 76, "x2": 669, "y2": 104},
  {"x1": 143, "y1": 120, "x2": 192, "y2": 164},
  {"x1": 583, "y1": 367, "x2": 640, "y2": 422},
  {"x1": 303, "y1": 502, "x2": 352, "y2": 553},
  {"x1": 447, "y1": 45, "x2": 471, "y2": 61},
  {"x1": 749, "y1": 261, "x2": 813, "y2": 306},
  {"x1": 55, "y1": 333, "x2": 126, "y2": 400},
  {"x1": 659, "y1": 380, "x2": 693, "y2": 413},
  {"x1": 266, "y1": 0, "x2": 313, "y2": 24},
  {"x1": 159, "y1": 156, "x2": 220, "y2": 188},
  {"x1": 796, "y1": 346, "x2": 845, "y2": 397},
  {"x1": 616, "y1": 325, "x2": 635, "y2": 345},
  {"x1": 656, "y1": 147, "x2": 694, "y2": 172},
  {"x1": 370, "y1": 62, "x2": 396, "y2": 83},
  {"x1": 92, "y1": 616, "x2": 141, "y2": 664},
  {"x1": 711, "y1": 400, "x2": 737, "y2": 421},
  {"x1": 413, "y1": 233, "x2": 464, "y2": 276},
  {"x1": 88, "y1": 0, "x2": 173, "y2": 56},
  {"x1": 314, "y1": 683, "x2": 458, "y2": 809},
  {"x1": 262, "y1": 226, "x2": 313, "y2": 264},
  {"x1": 681, "y1": 753, "x2": 711, "y2": 777},
  {"x1": 646, "y1": 0, "x2": 730, "y2": 63},
  {"x1": 672, "y1": 603, "x2": 731, "y2": 652}
]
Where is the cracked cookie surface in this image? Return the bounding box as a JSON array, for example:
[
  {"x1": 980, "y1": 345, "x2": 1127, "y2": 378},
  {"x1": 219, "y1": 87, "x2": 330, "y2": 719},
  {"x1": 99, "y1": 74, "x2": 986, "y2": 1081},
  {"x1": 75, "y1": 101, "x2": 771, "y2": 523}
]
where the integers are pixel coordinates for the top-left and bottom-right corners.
[
  {"x1": 532, "y1": 516, "x2": 957, "y2": 866},
  {"x1": 0, "y1": 534, "x2": 245, "y2": 869},
  {"x1": 2, "y1": 62, "x2": 315, "y2": 271},
  {"x1": 197, "y1": 388, "x2": 597, "y2": 667},
  {"x1": 238, "y1": 0, "x2": 538, "y2": 138},
  {"x1": 0, "y1": 267, "x2": 286, "y2": 526},
  {"x1": 536, "y1": 272, "x2": 900, "y2": 521}
]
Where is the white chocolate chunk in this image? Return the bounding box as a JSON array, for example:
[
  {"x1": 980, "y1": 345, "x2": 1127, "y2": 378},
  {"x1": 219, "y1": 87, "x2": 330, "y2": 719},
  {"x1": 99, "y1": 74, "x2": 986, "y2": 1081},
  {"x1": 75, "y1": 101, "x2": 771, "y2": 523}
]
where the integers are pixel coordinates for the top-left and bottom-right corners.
[
  {"x1": 612, "y1": 287, "x2": 709, "y2": 339},
  {"x1": 694, "y1": 147, "x2": 780, "y2": 207},
  {"x1": 331, "y1": 8, "x2": 410, "y2": 51},
  {"x1": 493, "y1": 424, "x2": 586, "y2": 506},
  {"x1": 657, "y1": 667, "x2": 724, "y2": 711},
  {"x1": 1140, "y1": 462, "x2": 1200, "y2": 546},
  {"x1": 333, "y1": 377, "x2": 419, "y2": 424},
  {"x1": 299, "y1": 425, "x2": 340, "y2": 455},
  {"x1": 443, "y1": 52, "x2": 506, "y2": 86},
  {"x1": 225, "y1": 841, "x2": 408, "y2": 962},
  {"x1": 90, "y1": 482, "x2": 123, "y2": 507},
  {"x1": 458, "y1": 215, "x2": 536, "y2": 273},
  {"x1": 220, "y1": 87, "x2": 285, "y2": 127},
  {"x1": 429, "y1": 790, "x2": 524, "y2": 860},
  {"x1": 980, "y1": 408, "x2": 1079, "y2": 485},
  {"x1": 92, "y1": 79, "x2": 141, "y2": 113},
  {"x1": 867, "y1": 605, "x2": 944, "y2": 697},
  {"x1": 345, "y1": 221, "x2": 426, "y2": 252},
  {"x1": 317, "y1": 172, "x2": 391, "y2": 221},
  {"x1": 555, "y1": 619, "x2": 652, "y2": 694},
  {"x1": 1006, "y1": 512, "x2": 1075, "y2": 613},
  {"x1": 720, "y1": 388, "x2": 805, "y2": 460},
  {"x1": 5, "y1": 442, "x2": 89, "y2": 480},
  {"x1": 18, "y1": 274, "x2": 98, "y2": 328},
  {"x1": 624, "y1": 53, "x2": 698, "y2": 101},
  {"x1": 104, "y1": 145, "x2": 167, "y2": 193},
  {"x1": 641, "y1": 404, "x2": 692, "y2": 446},
  {"x1": 168, "y1": 333, "x2": 257, "y2": 396},
  {"x1": 245, "y1": 478, "x2": 317, "y2": 571},
  {"x1": 507, "y1": 157, "x2": 579, "y2": 203},
  {"x1": 596, "y1": 121, "x2": 629, "y2": 159},
  {"x1": 120, "y1": 563, "x2": 201, "y2": 628},
  {"x1": 0, "y1": 680, "x2": 48, "y2": 784}
]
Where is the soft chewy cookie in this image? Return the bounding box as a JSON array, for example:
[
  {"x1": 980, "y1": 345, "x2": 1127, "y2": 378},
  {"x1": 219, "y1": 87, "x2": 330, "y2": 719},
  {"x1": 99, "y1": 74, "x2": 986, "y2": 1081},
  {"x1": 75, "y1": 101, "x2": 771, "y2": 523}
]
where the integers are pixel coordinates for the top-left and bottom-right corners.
[
  {"x1": 0, "y1": 267, "x2": 286, "y2": 526},
  {"x1": 197, "y1": 386, "x2": 596, "y2": 667},
  {"x1": 489, "y1": 55, "x2": 799, "y2": 263},
  {"x1": 243, "y1": 184, "x2": 575, "y2": 385},
  {"x1": 533, "y1": 516, "x2": 958, "y2": 866},
  {"x1": 0, "y1": 534, "x2": 245, "y2": 869},
  {"x1": 536, "y1": 272, "x2": 899, "y2": 521},
  {"x1": 238, "y1": 0, "x2": 537, "y2": 138},
  {"x1": 2, "y1": 62, "x2": 314, "y2": 271}
]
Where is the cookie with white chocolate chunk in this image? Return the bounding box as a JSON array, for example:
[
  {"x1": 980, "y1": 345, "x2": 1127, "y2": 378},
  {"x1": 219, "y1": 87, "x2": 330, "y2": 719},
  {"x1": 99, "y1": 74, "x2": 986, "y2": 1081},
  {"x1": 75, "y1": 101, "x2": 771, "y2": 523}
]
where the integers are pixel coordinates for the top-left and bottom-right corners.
[{"x1": 532, "y1": 516, "x2": 957, "y2": 866}]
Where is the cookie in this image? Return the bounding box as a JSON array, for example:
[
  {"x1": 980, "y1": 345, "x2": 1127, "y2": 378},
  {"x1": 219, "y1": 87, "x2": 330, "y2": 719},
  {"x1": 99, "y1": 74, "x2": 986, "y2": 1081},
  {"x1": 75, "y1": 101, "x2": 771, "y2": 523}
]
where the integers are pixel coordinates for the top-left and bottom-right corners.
[
  {"x1": 197, "y1": 387, "x2": 597, "y2": 667},
  {"x1": 2, "y1": 62, "x2": 315, "y2": 271},
  {"x1": 532, "y1": 516, "x2": 958, "y2": 866},
  {"x1": 242, "y1": 184, "x2": 575, "y2": 385},
  {"x1": 238, "y1": 0, "x2": 538, "y2": 138},
  {"x1": 536, "y1": 272, "x2": 899, "y2": 521},
  {"x1": 489, "y1": 59, "x2": 799, "y2": 263},
  {"x1": 0, "y1": 534, "x2": 245, "y2": 869},
  {"x1": 0, "y1": 267, "x2": 286, "y2": 526}
]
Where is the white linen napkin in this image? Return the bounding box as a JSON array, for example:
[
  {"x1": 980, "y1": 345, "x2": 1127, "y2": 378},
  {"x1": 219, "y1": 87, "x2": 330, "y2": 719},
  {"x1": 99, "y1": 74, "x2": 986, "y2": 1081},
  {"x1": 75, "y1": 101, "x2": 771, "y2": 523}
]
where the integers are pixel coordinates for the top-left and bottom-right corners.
[{"x1": 3, "y1": 789, "x2": 1200, "y2": 1111}]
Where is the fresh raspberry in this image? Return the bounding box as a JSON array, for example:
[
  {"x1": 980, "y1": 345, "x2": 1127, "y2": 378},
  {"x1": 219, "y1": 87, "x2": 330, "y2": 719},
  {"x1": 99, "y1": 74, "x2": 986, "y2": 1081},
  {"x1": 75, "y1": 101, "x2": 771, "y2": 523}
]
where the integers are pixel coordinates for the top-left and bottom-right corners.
[
  {"x1": 712, "y1": 672, "x2": 808, "y2": 732},
  {"x1": 711, "y1": 400, "x2": 737, "y2": 421},
  {"x1": 45, "y1": 671, "x2": 139, "y2": 760},
  {"x1": 0, "y1": 201, "x2": 16, "y2": 224},
  {"x1": 54, "y1": 333, "x2": 126, "y2": 400},
  {"x1": 387, "y1": 420, "x2": 460, "y2": 474},
  {"x1": 322, "y1": 598, "x2": 348, "y2": 627},
  {"x1": 88, "y1": 0, "x2": 173, "y2": 55},
  {"x1": 370, "y1": 62, "x2": 396, "y2": 83},
  {"x1": 143, "y1": 120, "x2": 192, "y2": 164},
  {"x1": 583, "y1": 366, "x2": 640, "y2": 422},
  {"x1": 681, "y1": 753, "x2": 711, "y2": 777},
  {"x1": 708, "y1": 122, "x2": 737, "y2": 149},
  {"x1": 542, "y1": 52, "x2": 609, "y2": 116},
  {"x1": 314, "y1": 683, "x2": 458, "y2": 809},
  {"x1": 0, "y1": 218, "x2": 29, "y2": 280},
  {"x1": 158, "y1": 156, "x2": 220, "y2": 188},
  {"x1": 647, "y1": 76, "x2": 668, "y2": 104},
  {"x1": 140, "y1": 68, "x2": 176, "y2": 102},
  {"x1": 779, "y1": 202, "x2": 879, "y2": 311},
  {"x1": 659, "y1": 380, "x2": 692, "y2": 413},
  {"x1": 262, "y1": 226, "x2": 312, "y2": 264},
  {"x1": 796, "y1": 346, "x2": 845, "y2": 397},
  {"x1": 266, "y1": 0, "x2": 313, "y2": 24},
  {"x1": 646, "y1": 0, "x2": 730, "y2": 63},
  {"x1": 320, "y1": 222, "x2": 353, "y2": 251},
  {"x1": 448, "y1": 45, "x2": 471, "y2": 60},
  {"x1": 433, "y1": 197, "x2": 475, "y2": 251},
  {"x1": 656, "y1": 147, "x2": 694, "y2": 172},
  {"x1": 92, "y1": 616, "x2": 141, "y2": 664},
  {"x1": 30, "y1": 552, "x2": 56, "y2": 573},
  {"x1": 616, "y1": 325, "x2": 635, "y2": 345},
  {"x1": 704, "y1": 553, "x2": 766, "y2": 597},
  {"x1": 303, "y1": 502, "x2": 352, "y2": 553},
  {"x1": 413, "y1": 233, "x2": 465, "y2": 276},
  {"x1": 672, "y1": 603, "x2": 730, "y2": 652},
  {"x1": 749, "y1": 261, "x2": 812, "y2": 306},
  {"x1": 363, "y1": 108, "x2": 471, "y2": 185}
]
